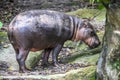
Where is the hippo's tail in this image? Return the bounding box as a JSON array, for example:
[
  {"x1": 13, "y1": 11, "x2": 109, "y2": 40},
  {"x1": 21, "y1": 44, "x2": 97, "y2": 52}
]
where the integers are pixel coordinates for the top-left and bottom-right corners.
[{"x1": 7, "y1": 26, "x2": 14, "y2": 44}]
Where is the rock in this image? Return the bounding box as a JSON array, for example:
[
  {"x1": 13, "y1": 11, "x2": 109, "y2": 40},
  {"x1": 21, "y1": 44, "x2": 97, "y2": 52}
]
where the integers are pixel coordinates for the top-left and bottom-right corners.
[
  {"x1": 62, "y1": 66, "x2": 96, "y2": 80},
  {"x1": 0, "y1": 44, "x2": 18, "y2": 71},
  {"x1": 0, "y1": 44, "x2": 42, "y2": 71},
  {"x1": 0, "y1": 61, "x2": 9, "y2": 71},
  {"x1": 26, "y1": 51, "x2": 42, "y2": 69}
]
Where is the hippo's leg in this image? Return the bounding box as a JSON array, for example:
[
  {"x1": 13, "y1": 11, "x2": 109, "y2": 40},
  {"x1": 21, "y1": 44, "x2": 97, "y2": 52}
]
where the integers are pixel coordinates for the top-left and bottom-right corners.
[
  {"x1": 16, "y1": 48, "x2": 30, "y2": 73},
  {"x1": 41, "y1": 48, "x2": 51, "y2": 67},
  {"x1": 52, "y1": 44, "x2": 63, "y2": 67}
]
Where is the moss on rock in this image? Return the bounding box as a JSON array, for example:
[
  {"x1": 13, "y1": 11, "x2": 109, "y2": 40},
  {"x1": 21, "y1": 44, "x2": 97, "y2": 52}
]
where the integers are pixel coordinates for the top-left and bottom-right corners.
[
  {"x1": 0, "y1": 32, "x2": 8, "y2": 43},
  {"x1": 62, "y1": 66, "x2": 96, "y2": 80},
  {"x1": 26, "y1": 51, "x2": 42, "y2": 69},
  {"x1": 67, "y1": 8, "x2": 106, "y2": 21}
]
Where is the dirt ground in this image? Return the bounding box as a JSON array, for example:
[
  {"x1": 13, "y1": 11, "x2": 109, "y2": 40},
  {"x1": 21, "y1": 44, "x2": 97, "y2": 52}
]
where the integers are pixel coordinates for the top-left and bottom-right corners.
[
  {"x1": 0, "y1": 62, "x2": 90, "y2": 76},
  {"x1": 0, "y1": 46, "x2": 90, "y2": 76}
]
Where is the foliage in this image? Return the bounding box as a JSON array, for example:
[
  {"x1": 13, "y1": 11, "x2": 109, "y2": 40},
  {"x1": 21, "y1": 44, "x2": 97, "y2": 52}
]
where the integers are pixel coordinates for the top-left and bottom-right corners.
[
  {"x1": 0, "y1": 21, "x2": 6, "y2": 45},
  {"x1": 112, "y1": 58, "x2": 120, "y2": 70},
  {"x1": 0, "y1": 32, "x2": 8, "y2": 47},
  {"x1": 110, "y1": 46, "x2": 120, "y2": 71},
  {"x1": 0, "y1": 21, "x2": 3, "y2": 28},
  {"x1": 89, "y1": 0, "x2": 105, "y2": 10},
  {"x1": 89, "y1": 0, "x2": 100, "y2": 4},
  {"x1": 100, "y1": 0, "x2": 110, "y2": 3}
]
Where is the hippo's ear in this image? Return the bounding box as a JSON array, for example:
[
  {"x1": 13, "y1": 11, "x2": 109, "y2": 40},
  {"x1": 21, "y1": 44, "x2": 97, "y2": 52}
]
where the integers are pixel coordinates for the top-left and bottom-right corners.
[
  {"x1": 84, "y1": 21, "x2": 88, "y2": 25},
  {"x1": 80, "y1": 22, "x2": 86, "y2": 28},
  {"x1": 82, "y1": 20, "x2": 88, "y2": 27}
]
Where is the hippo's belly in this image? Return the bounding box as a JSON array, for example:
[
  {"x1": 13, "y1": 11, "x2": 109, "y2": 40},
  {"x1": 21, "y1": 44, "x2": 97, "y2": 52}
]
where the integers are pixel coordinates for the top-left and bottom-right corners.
[{"x1": 31, "y1": 38, "x2": 59, "y2": 52}]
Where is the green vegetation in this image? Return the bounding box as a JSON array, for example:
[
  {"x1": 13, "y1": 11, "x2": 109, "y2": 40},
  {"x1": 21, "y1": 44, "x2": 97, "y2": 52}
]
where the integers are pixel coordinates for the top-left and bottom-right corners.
[
  {"x1": 72, "y1": 54, "x2": 99, "y2": 65},
  {"x1": 112, "y1": 58, "x2": 120, "y2": 70},
  {"x1": 0, "y1": 21, "x2": 3, "y2": 28},
  {"x1": 0, "y1": 32, "x2": 8, "y2": 43},
  {"x1": 89, "y1": 0, "x2": 100, "y2": 4},
  {"x1": 110, "y1": 46, "x2": 120, "y2": 71}
]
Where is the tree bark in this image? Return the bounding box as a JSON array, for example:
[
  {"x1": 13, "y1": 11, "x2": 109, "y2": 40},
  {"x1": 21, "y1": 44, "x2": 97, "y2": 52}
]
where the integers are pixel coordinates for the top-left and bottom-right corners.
[{"x1": 97, "y1": 0, "x2": 120, "y2": 80}]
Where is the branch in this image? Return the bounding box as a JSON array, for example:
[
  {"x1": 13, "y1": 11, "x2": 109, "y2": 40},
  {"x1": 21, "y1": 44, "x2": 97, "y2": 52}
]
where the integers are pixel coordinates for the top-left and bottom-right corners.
[{"x1": 64, "y1": 46, "x2": 102, "y2": 63}]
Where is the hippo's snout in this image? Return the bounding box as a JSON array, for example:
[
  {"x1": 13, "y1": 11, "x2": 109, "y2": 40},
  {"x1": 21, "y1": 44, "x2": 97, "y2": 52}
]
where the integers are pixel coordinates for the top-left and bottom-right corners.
[{"x1": 89, "y1": 40, "x2": 101, "y2": 49}]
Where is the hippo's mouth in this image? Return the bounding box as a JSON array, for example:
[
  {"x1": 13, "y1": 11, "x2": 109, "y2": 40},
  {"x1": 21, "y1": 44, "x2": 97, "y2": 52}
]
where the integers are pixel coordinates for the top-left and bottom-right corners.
[
  {"x1": 89, "y1": 42, "x2": 100, "y2": 49},
  {"x1": 89, "y1": 45, "x2": 97, "y2": 49}
]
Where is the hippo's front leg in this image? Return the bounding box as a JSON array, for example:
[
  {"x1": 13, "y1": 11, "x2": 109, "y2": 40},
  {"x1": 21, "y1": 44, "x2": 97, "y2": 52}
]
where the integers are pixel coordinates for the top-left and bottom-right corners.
[
  {"x1": 52, "y1": 44, "x2": 63, "y2": 67},
  {"x1": 16, "y1": 48, "x2": 30, "y2": 73}
]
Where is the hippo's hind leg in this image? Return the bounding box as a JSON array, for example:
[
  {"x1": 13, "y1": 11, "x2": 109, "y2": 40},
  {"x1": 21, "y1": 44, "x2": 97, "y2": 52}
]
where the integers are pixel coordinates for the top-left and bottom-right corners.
[
  {"x1": 52, "y1": 44, "x2": 63, "y2": 67},
  {"x1": 15, "y1": 48, "x2": 30, "y2": 73},
  {"x1": 41, "y1": 48, "x2": 51, "y2": 67}
]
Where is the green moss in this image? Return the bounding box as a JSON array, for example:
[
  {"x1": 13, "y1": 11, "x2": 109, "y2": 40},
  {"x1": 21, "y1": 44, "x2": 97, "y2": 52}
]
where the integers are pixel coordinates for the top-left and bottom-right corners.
[
  {"x1": 64, "y1": 41, "x2": 87, "y2": 53},
  {"x1": 112, "y1": 58, "x2": 120, "y2": 70},
  {"x1": 63, "y1": 66, "x2": 96, "y2": 80},
  {"x1": 67, "y1": 8, "x2": 106, "y2": 21},
  {"x1": 0, "y1": 32, "x2": 8, "y2": 43},
  {"x1": 72, "y1": 54, "x2": 99, "y2": 65},
  {"x1": 110, "y1": 46, "x2": 120, "y2": 71},
  {"x1": 26, "y1": 51, "x2": 42, "y2": 69},
  {"x1": 63, "y1": 45, "x2": 101, "y2": 64},
  {"x1": 97, "y1": 31, "x2": 104, "y2": 41},
  {"x1": 0, "y1": 32, "x2": 7, "y2": 38}
]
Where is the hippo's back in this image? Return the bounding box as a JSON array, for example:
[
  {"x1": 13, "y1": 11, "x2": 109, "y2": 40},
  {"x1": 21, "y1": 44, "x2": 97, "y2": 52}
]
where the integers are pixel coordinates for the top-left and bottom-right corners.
[{"x1": 10, "y1": 10, "x2": 66, "y2": 27}]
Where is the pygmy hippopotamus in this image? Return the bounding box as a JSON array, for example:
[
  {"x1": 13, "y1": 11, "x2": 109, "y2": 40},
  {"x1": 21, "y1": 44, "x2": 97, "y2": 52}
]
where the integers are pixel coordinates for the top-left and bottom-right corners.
[{"x1": 7, "y1": 10, "x2": 100, "y2": 72}]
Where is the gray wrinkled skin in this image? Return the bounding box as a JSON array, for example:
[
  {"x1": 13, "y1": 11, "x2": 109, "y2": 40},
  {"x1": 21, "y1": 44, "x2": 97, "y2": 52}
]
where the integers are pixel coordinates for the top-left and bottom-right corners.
[{"x1": 8, "y1": 10, "x2": 100, "y2": 72}]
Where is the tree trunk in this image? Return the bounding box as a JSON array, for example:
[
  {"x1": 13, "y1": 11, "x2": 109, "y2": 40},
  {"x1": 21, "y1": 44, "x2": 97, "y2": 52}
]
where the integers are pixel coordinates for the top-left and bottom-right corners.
[{"x1": 97, "y1": 0, "x2": 120, "y2": 80}]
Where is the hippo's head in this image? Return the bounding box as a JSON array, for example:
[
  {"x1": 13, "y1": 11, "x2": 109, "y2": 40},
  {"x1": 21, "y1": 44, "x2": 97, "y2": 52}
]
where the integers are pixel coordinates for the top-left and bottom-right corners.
[{"x1": 75, "y1": 21, "x2": 100, "y2": 49}]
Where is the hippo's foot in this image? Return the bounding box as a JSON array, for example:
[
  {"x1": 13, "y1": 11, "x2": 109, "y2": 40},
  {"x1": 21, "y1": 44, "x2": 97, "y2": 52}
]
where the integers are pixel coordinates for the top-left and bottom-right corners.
[
  {"x1": 19, "y1": 67, "x2": 31, "y2": 73},
  {"x1": 52, "y1": 62, "x2": 60, "y2": 68},
  {"x1": 41, "y1": 62, "x2": 50, "y2": 67}
]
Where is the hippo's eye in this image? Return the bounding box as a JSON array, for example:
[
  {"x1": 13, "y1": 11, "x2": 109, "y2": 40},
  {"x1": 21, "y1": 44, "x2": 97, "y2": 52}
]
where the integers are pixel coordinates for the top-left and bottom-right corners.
[{"x1": 90, "y1": 31, "x2": 94, "y2": 36}]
